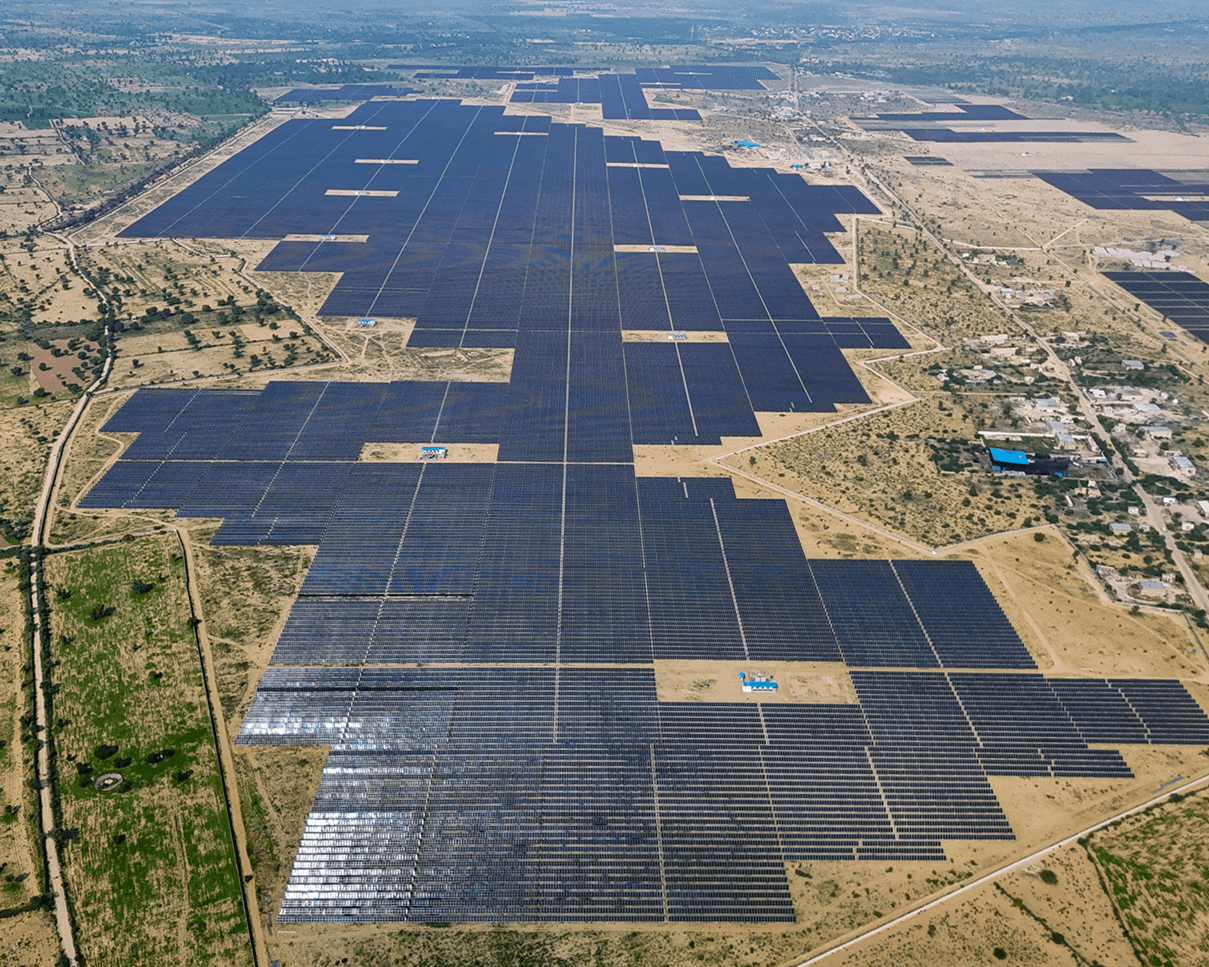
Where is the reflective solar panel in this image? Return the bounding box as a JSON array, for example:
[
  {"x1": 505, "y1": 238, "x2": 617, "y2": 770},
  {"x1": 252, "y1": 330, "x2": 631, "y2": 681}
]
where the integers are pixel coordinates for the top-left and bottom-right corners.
[{"x1": 76, "y1": 94, "x2": 1209, "y2": 925}]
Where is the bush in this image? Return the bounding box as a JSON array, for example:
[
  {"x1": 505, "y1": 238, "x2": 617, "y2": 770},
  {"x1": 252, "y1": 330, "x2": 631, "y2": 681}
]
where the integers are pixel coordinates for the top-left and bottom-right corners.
[
  {"x1": 1034, "y1": 532, "x2": 1045, "y2": 542},
  {"x1": 1039, "y1": 868, "x2": 1058, "y2": 885},
  {"x1": 95, "y1": 744, "x2": 118, "y2": 760},
  {"x1": 130, "y1": 580, "x2": 155, "y2": 594},
  {"x1": 993, "y1": 948, "x2": 1007, "y2": 961},
  {"x1": 88, "y1": 604, "x2": 116, "y2": 621}
]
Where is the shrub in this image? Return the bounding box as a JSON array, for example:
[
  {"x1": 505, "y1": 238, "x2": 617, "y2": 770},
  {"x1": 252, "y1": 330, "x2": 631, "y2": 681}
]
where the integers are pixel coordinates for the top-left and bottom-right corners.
[
  {"x1": 1039, "y1": 869, "x2": 1058, "y2": 885},
  {"x1": 993, "y1": 948, "x2": 1007, "y2": 961}
]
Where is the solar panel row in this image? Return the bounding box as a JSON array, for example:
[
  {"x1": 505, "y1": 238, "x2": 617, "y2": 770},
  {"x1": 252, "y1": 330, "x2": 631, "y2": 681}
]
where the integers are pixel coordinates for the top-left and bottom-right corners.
[
  {"x1": 858, "y1": 105, "x2": 1028, "y2": 124},
  {"x1": 93, "y1": 90, "x2": 1209, "y2": 925},
  {"x1": 851, "y1": 670, "x2": 1156, "y2": 778},
  {"x1": 274, "y1": 740, "x2": 990, "y2": 922},
  {"x1": 1102, "y1": 271, "x2": 1209, "y2": 345},
  {"x1": 906, "y1": 130, "x2": 1129, "y2": 144},
  {"x1": 1038, "y1": 169, "x2": 1209, "y2": 224},
  {"x1": 275, "y1": 85, "x2": 420, "y2": 104},
  {"x1": 390, "y1": 63, "x2": 777, "y2": 92},
  {"x1": 510, "y1": 73, "x2": 703, "y2": 121},
  {"x1": 119, "y1": 100, "x2": 892, "y2": 416}
]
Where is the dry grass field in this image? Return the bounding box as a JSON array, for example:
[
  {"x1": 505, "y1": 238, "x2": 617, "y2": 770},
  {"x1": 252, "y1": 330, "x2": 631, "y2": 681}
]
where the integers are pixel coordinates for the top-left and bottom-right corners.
[
  {"x1": 0, "y1": 399, "x2": 74, "y2": 543},
  {"x1": 46, "y1": 535, "x2": 252, "y2": 967},
  {"x1": 970, "y1": 530, "x2": 1203, "y2": 677},
  {"x1": 0, "y1": 554, "x2": 62, "y2": 965},
  {"x1": 189, "y1": 536, "x2": 314, "y2": 727},
  {"x1": 835, "y1": 784, "x2": 1209, "y2": 967},
  {"x1": 740, "y1": 397, "x2": 1052, "y2": 547}
]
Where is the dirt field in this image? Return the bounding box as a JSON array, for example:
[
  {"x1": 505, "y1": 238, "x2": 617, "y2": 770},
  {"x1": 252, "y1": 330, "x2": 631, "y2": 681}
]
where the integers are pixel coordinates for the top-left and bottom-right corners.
[
  {"x1": 28, "y1": 337, "x2": 102, "y2": 394},
  {"x1": 654, "y1": 660, "x2": 857, "y2": 704},
  {"x1": 46, "y1": 535, "x2": 253, "y2": 967},
  {"x1": 361, "y1": 442, "x2": 501, "y2": 463},
  {"x1": 971, "y1": 530, "x2": 1205, "y2": 678},
  {"x1": 0, "y1": 237, "x2": 95, "y2": 329}
]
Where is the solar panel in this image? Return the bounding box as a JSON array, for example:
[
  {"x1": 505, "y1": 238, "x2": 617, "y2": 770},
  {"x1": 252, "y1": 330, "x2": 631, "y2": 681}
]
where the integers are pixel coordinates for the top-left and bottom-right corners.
[
  {"x1": 1038, "y1": 170, "x2": 1209, "y2": 226},
  {"x1": 74, "y1": 92, "x2": 1209, "y2": 925}
]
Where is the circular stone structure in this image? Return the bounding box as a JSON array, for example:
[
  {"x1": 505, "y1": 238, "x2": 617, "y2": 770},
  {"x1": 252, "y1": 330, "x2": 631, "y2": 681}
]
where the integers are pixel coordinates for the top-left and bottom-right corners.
[{"x1": 93, "y1": 773, "x2": 123, "y2": 792}]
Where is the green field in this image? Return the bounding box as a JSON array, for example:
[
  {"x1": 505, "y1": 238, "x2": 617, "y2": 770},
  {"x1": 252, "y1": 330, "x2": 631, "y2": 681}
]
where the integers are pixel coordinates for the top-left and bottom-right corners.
[
  {"x1": 1087, "y1": 789, "x2": 1209, "y2": 967},
  {"x1": 46, "y1": 535, "x2": 253, "y2": 967}
]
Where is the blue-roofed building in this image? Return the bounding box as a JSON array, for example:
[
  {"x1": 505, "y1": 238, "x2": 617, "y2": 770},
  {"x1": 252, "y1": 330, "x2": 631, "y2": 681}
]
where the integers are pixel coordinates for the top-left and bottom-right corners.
[
  {"x1": 740, "y1": 671, "x2": 778, "y2": 692},
  {"x1": 989, "y1": 447, "x2": 1029, "y2": 466}
]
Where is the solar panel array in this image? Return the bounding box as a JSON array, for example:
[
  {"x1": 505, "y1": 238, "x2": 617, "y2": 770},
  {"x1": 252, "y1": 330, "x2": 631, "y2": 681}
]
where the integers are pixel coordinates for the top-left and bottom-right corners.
[
  {"x1": 511, "y1": 73, "x2": 703, "y2": 121},
  {"x1": 1036, "y1": 169, "x2": 1209, "y2": 224},
  {"x1": 852, "y1": 101, "x2": 1129, "y2": 143},
  {"x1": 237, "y1": 660, "x2": 1207, "y2": 921},
  {"x1": 391, "y1": 64, "x2": 590, "y2": 80},
  {"x1": 120, "y1": 99, "x2": 889, "y2": 417},
  {"x1": 85, "y1": 91, "x2": 1209, "y2": 924},
  {"x1": 906, "y1": 130, "x2": 1128, "y2": 144},
  {"x1": 275, "y1": 85, "x2": 421, "y2": 104},
  {"x1": 87, "y1": 419, "x2": 1038, "y2": 672},
  {"x1": 855, "y1": 104, "x2": 1029, "y2": 128},
  {"x1": 389, "y1": 63, "x2": 778, "y2": 92},
  {"x1": 1102, "y1": 271, "x2": 1209, "y2": 344}
]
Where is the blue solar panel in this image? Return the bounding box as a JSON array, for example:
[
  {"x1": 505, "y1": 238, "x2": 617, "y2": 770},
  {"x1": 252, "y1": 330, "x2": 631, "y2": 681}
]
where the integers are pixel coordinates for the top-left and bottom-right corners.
[{"x1": 74, "y1": 92, "x2": 1209, "y2": 926}]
